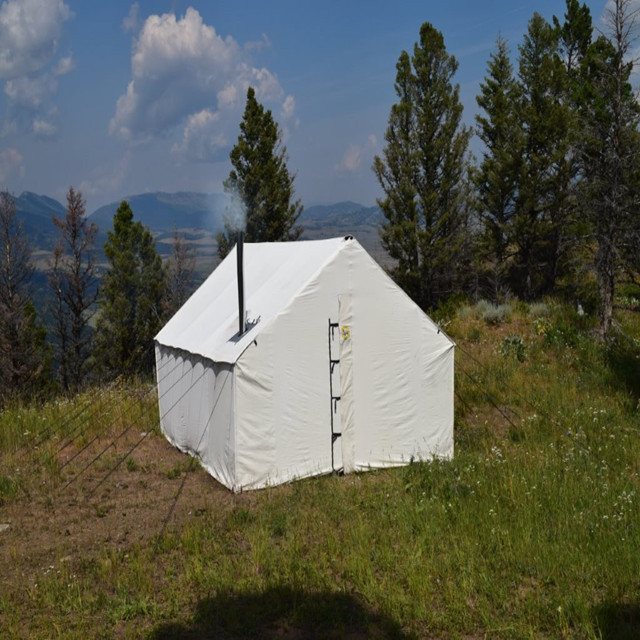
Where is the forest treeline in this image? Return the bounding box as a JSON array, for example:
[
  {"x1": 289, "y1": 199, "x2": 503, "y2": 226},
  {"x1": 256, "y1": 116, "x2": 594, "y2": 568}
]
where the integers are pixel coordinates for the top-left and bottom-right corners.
[
  {"x1": 0, "y1": 0, "x2": 638, "y2": 405},
  {"x1": 375, "y1": 0, "x2": 640, "y2": 335}
]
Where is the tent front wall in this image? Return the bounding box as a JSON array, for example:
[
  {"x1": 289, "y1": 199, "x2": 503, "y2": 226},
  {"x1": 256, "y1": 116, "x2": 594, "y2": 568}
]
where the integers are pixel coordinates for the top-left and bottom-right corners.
[
  {"x1": 346, "y1": 244, "x2": 454, "y2": 469},
  {"x1": 232, "y1": 240, "x2": 454, "y2": 491},
  {"x1": 155, "y1": 345, "x2": 236, "y2": 490}
]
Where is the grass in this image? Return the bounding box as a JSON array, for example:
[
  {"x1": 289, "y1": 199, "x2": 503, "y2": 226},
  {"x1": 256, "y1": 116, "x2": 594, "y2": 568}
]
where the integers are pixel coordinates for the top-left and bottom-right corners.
[{"x1": 1, "y1": 300, "x2": 639, "y2": 638}]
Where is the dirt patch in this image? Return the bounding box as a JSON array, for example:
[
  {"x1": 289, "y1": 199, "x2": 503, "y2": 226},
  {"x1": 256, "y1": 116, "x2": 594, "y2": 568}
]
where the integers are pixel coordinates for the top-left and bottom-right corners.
[{"x1": 0, "y1": 429, "x2": 248, "y2": 592}]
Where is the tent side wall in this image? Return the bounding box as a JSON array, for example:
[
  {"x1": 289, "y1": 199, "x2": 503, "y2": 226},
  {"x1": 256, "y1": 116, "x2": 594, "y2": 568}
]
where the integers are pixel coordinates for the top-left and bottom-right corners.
[{"x1": 155, "y1": 344, "x2": 236, "y2": 490}]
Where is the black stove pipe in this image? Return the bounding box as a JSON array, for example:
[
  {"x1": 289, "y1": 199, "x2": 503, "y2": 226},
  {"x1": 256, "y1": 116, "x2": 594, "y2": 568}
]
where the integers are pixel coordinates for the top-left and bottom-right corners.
[{"x1": 237, "y1": 232, "x2": 246, "y2": 335}]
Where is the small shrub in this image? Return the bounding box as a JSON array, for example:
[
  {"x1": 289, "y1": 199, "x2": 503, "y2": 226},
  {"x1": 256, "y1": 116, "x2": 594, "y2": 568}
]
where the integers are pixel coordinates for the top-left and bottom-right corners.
[
  {"x1": 533, "y1": 317, "x2": 552, "y2": 336},
  {"x1": 500, "y1": 334, "x2": 526, "y2": 362},
  {"x1": 617, "y1": 295, "x2": 640, "y2": 311},
  {"x1": 544, "y1": 322, "x2": 580, "y2": 349},
  {"x1": 528, "y1": 301, "x2": 550, "y2": 318},
  {"x1": 467, "y1": 325, "x2": 482, "y2": 343},
  {"x1": 457, "y1": 305, "x2": 476, "y2": 321},
  {"x1": 475, "y1": 299, "x2": 492, "y2": 316},
  {"x1": 433, "y1": 294, "x2": 468, "y2": 324},
  {"x1": 481, "y1": 302, "x2": 511, "y2": 325},
  {"x1": 167, "y1": 463, "x2": 183, "y2": 479},
  {"x1": 0, "y1": 474, "x2": 20, "y2": 503}
]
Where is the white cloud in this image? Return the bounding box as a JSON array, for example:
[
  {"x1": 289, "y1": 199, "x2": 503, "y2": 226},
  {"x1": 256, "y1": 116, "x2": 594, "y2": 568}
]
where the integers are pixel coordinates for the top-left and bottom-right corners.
[
  {"x1": 110, "y1": 7, "x2": 295, "y2": 163},
  {"x1": 0, "y1": 0, "x2": 72, "y2": 137},
  {"x1": 245, "y1": 33, "x2": 271, "y2": 53},
  {"x1": 4, "y1": 75, "x2": 61, "y2": 136},
  {"x1": 54, "y1": 55, "x2": 74, "y2": 76},
  {"x1": 5, "y1": 74, "x2": 55, "y2": 108},
  {"x1": 122, "y1": 2, "x2": 140, "y2": 33},
  {"x1": 32, "y1": 115, "x2": 58, "y2": 138},
  {"x1": 172, "y1": 108, "x2": 228, "y2": 163},
  {"x1": 335, "y1": 135, "x2": 378, "y2": 173},
  {"x1": 0, "y1": 147, "x2": 25, "y2": 182},
  {"x1": 281, "y1": 94, "x2": 296, "y2": 120},
  {"x1": 0, "y1": 0, "x2": 71, "y2": 80},
  {"x1": 338, "y1": 145, "x2": 361, "y2": 172}
]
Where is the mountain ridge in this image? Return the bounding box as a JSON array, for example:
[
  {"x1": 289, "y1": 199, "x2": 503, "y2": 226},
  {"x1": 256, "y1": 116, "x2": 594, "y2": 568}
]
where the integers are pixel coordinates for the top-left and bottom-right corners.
[{"x1": 12, "y1": 190, "x2": 386, "y2": 265}]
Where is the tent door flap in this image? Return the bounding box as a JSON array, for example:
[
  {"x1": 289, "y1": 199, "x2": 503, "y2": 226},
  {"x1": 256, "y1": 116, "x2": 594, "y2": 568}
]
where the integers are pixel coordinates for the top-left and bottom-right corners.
[{"x1": 338, "y1": 293, "x2": 355, "y2": 473}]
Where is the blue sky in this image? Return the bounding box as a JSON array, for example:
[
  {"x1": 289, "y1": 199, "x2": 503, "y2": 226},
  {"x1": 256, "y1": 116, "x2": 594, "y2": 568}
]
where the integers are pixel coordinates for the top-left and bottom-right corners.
[{"x1": 0, "y1": 0, "x2": 607, "y2": 213}]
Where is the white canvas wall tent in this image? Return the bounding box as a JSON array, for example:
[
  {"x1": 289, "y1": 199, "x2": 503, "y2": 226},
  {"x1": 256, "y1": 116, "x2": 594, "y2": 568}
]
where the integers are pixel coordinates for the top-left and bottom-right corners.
[{"x1": 154, "y1": 236, "x2": 454, "y2": 492}]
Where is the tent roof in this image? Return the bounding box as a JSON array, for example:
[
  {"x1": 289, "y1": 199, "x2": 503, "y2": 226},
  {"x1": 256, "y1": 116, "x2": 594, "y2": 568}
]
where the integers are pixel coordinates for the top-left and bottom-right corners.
[{"x1": 155, "y1": 237, "x2": 348, "y2": 364}]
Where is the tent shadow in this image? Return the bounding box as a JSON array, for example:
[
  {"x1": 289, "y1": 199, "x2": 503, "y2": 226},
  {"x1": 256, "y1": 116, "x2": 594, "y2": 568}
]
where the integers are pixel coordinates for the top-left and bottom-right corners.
[
  {"x1": 593, "y1": 601, "x2": 640, "y2": 640},
  {"x1": 149, "y1": 586, "x2": 413, "y2": 639}
]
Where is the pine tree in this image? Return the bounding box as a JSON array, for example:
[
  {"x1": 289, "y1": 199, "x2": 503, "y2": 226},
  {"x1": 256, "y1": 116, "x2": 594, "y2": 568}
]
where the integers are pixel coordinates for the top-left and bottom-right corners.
[
  {"x1": 373, "y1": 22, "x2": 471, "y2": 309},
  {"x1": 95, "y1": 201, "x2": 166, "y2": 376},
  {"x1": 554, "y1": 0, "x2": 593, "y2": 79},
  {"x1": 577, "y1": 0, "x2": 640, "y2": 336},
  {"x1": 0, "y1": 190, "x2": 51, "y2": 403},
  {"x1": 217, "y1": 87, "x2": 302, "y2": 259},
  {"x1": 474, "y1": 36, "x2": 522, "y2": 300},
  {"x1": 49, "y1": 187, "x2": 99, "y2": 392},
  {"x1": 551, "y1": 0, "x2": 593, "y2": 293},
  {"x1": 513, "y1": 13, "x2": 571, "y2": 299}
]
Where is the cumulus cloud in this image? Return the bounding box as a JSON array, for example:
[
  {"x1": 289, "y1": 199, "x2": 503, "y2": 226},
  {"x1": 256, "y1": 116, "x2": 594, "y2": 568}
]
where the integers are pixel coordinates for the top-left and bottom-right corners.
[
  {"x1": 281, "y1": 94, "x2": 296, "y2": 120},
  {"x1": 172, "y1": 108, "x2": 228, "y2": 163},
  {"x1": 0, "y1": 0, "x2": 71, "y2": 80},
  {"x1": 54, "y1": 55, "x2": 74, "y2": 76},
  {"x1": 335, "y1": 134, "x2": 378, "y2": 173},
  {"x1": 122, "y1": 2, "x2": 140, "y2": 33},
  {"x1": 0, "y1": 0, "x2": 72, "y2": 137},
  {"x1": 0, "y1": 147, "x2": 25, "y2": 182},
  {"x1": 110, "y1": 7, "x2": 295, "y2": 162},
  {"x1": 244, "y1": 33, "x2": 271, "y2": 53}
]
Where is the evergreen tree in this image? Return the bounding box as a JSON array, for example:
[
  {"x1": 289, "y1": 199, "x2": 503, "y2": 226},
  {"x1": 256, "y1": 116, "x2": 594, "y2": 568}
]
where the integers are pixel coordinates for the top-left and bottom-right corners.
[
  {"x1": 513, "y1": 13, "x2": 571, "y2": 299},
  {"x1": 474, "y1": 36, "x2": 522, "y2": 300},
  {"x1": 217, "y1": 87, "x2": 302, "y2": 259},
  {"x1": 373, "y1": 22, "x2": 471, "y2": 309},
  {"x1": 554, "y1": 0, "x2": 593, "y2": 79},
  {"x1": 552, "y1": 0, "x2": 593, "y2": 292},
  {"x1": 0, "y1": 190, "x2": 51, "y2": 403},
  {"x1": 96, "y1": 201, "x2": 166, "y2": 376},
  {"x1": 49, "y1": 187, "x2": 99, "y2": 392},
  {"x1": 577, "y1": 0, "x2": 640, "y2": 336}
]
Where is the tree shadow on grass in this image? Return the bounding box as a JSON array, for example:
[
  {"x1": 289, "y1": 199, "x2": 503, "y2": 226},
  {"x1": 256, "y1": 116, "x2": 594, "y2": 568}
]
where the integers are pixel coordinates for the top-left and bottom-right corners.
[
  {"x1": 149, "y1": 586, "x2": 413, "y2": 639},
  {"x1": 593, "y1": 601, "x2": 640, "y2": 640},
  {"x1": 605, "y1": 335, "x2": 640, "y2": 407}
]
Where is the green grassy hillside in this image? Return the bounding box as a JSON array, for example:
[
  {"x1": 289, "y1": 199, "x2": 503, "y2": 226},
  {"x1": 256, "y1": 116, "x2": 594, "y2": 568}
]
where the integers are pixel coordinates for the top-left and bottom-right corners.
[{"x1": 1, "y1": 300, "x2": 638, "y2": 638}]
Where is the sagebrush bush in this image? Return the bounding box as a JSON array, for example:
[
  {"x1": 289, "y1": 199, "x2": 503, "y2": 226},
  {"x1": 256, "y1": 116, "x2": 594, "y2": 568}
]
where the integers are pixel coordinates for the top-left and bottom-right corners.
[{"x1": 476, "y1": 300, "x2": 511, "y2": 325}]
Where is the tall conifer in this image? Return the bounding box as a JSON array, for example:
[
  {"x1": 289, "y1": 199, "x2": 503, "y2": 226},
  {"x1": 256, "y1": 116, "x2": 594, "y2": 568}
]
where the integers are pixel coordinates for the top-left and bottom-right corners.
[
  {"x1": 474, "y1": 37, "x2": 522, "y2": 300},
  {"x1": 373, "y1": 22, "x2": 471, "y2": 309},
  {"x1": 217, "y1": 87, "x2": 302, "y2": 259},
  {"x1": 96, "y1": 201, "x2": 166, "y2": 376},
  {"x1": 513, "y1": 13, "x2": 570, "y2": 299}
]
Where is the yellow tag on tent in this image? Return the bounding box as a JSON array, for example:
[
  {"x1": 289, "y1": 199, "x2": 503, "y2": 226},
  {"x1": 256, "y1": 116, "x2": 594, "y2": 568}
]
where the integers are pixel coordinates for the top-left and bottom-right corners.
[{"x1": 341, "y1": 325, "x2": 350, "y2": 340}]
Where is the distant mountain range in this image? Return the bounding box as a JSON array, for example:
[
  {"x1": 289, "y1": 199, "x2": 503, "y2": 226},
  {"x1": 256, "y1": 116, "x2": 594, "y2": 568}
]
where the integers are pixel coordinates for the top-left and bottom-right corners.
[
  {"x1": 89, "y1": 191, "x2": 228, "y2": 236},
  {"x1": 13, "y1": 190, "x2": 387, "y2": 269},
  {"x1": 13, "y1": 191, "x2": 66, "y2": 249}
]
